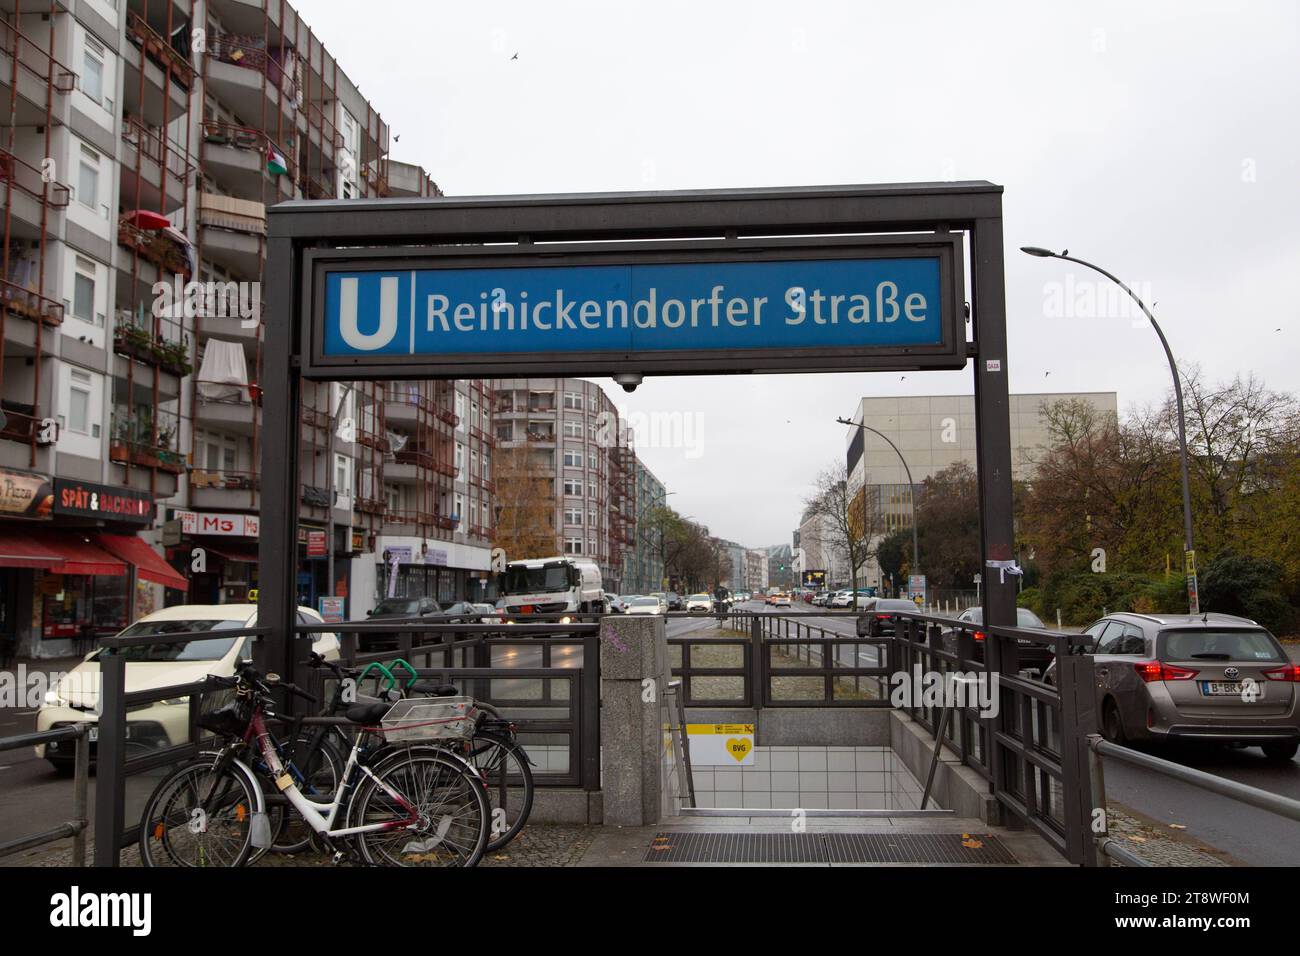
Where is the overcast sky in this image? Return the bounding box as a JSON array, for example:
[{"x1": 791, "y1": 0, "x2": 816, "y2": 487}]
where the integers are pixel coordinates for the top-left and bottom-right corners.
[{"x1": 296, "y1": 0, "x2": 1299, "y2": 548}]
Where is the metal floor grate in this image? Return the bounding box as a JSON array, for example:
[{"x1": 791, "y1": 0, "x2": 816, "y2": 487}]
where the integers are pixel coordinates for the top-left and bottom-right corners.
[{"x1": 644, "y1": 831, "x2": 1017, "y2": 864}]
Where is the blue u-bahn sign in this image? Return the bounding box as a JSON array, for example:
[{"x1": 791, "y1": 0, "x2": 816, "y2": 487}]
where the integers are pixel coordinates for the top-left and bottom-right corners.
[{"x1": 304, "y1": 236, "x2": 964, "y2": 378}]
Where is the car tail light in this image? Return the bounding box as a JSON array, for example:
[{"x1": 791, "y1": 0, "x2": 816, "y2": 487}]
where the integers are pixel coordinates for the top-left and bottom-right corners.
[
  {"x1": 973, "y1": 631, "x2": 985, "y2": 642},
  {"x1": 876, "y1": 614, "x2": 891, "y2": 620},
  {"x1": 1262, "y1": 664, "x2": 1300, "y2": 682},
  {"x1": 1134, "y1": 662, "x2": 1198, "y2": 682}
]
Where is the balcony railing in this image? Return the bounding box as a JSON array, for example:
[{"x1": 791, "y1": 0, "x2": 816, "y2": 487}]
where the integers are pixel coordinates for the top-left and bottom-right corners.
[
  {"x1": 189, "y1": 469, "x2": 259, "y2": 491},
  {"x1": 356, "y1": 427, "x2": 390, "y2": 453},
  {"x1": 110, "y1": 436, "x2": 184, "y2": 474},
  {"x1": 0, "y1": 404, "x2": 57, "y2": 445},
  {"x1": 114, "y1": 318, "x2": 192, "y2": 376},
  {"x1": 122, "y1": 117, "x2": 195, "y2": 181},
  {"x1": 127, "y1": 12, "x2": 195, "y2": 88},
  {"x1": 118, "y1": 217, "x2": 191, "y2": 274},
  {"x1": 0, "y1": 21, "x2": 77, "y2": 93},
  {"x1": 0, "y1": 277, "x2": 64, "y2": 325},
  {"x1": 354, "y1": 497, "x2": 387, "y2": 516},
  {"x1": 385, "y1": 509, "x2": 436, "y2": 527},
  {"x1": 0, "y1": 147, "x2": 71, "y2": 207},
  {"x1": 201, "y1": 121, "x2": 295, "y2": 177},
  {"x1": 204, "y1": 30, "x2": 298, "y2": 102}
]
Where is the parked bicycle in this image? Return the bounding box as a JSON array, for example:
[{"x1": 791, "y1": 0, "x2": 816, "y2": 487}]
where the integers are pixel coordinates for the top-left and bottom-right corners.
[
  {"x1": 271, "y1": 654, "x2": 534, "y2": 854},
  {"x1": 138, "y1": 660, "x2": 490, "y2": 867}
]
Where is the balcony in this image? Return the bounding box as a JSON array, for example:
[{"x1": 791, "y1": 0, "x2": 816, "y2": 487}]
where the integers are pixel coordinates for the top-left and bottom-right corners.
[
  {"x1": 0, "y1": 277, "x2": 63, "y2": 327},
  {"x1": 120, "y1": 118, "x2": 194, "y2": 216},
  {"x1": 113, "y1": 318, "x2": 192, "y2": 377},
  {"x1": 110, "y1": 414, "x2": 184, "y2": 475},
  {"x1": 354, "y1": 497, "x2": 387, "y2": 517},
  {"x1": 189, "y1": 468, "x2": 259, "y2": 510},
  {"x1": 0, "y1": 21, "x2": 76, "y2": 120},
  {"x1": 0, "y1": 146, "x2": 71, "y2": 230},
  {"x1": 118, "y1": 217, "x2": 192, "y2": 276},
  {"x1": 198, "y1": 192, "x2": 265, "y2": 278},
  {"x1": 126, "y1": 11, "x2": 195, "y2": 89},
  {"x1": 201, "y1": 120, "x2": 295, "y2": 198},
  {"x1": 0, "y1": 401, "x2": 57, "y2": 446},
  {"x1": 204, "y1": 31, "x2": 301, "y2": 128}
]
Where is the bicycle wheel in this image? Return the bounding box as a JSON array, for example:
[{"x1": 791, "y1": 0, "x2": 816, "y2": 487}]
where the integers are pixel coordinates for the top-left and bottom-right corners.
[
  {"x1": 352, "y1": 751, "x2": 489, "y2": 867},
  {"x1": 138, "y1": 759, "x2": 257, "y2": 867},
  {"x1": 271, "y1": 733, "x2": 345, "y2": 854},
  {"x1": 465, "y1": 730, "x2": 534, "y2": 852}
]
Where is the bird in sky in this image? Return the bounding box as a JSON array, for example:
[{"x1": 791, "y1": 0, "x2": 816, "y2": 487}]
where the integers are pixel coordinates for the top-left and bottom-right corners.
[{"x1": 511, "y1": 52, "x2": 519, "y2": 60}]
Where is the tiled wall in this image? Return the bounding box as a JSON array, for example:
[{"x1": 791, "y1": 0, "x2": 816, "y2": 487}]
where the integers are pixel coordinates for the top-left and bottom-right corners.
[{"x1": 689, "y1": 746, "x2": 927, "y2": 810}]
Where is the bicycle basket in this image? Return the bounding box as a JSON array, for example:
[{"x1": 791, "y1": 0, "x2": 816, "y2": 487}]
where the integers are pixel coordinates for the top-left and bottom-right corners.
[
  {"x1": 197, "y1": 682, "x2": 251, "y2": 737},
  {"x1": 378, "y1": 696, "x2": 477, "y2": 742}
]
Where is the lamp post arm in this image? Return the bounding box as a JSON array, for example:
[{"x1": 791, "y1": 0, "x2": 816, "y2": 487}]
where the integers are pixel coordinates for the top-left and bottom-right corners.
[
  {"x1": 1052, "y1": 253, "x2": 1195, "y2": 555},
  {"x1": 838, "y1": 417, "x2": 920, "y2": 589}
]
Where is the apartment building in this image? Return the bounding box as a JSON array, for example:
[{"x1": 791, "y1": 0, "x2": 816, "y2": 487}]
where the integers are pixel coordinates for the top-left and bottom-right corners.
[
  {"x1": 621, "y1": 454, "x2": 665, "y2": 594},
  {"x1": 492, "y1": 378, "x2": 636, "y2": 593},
  {"x1": 0, "y1": 1, "x2": 480, "y2": 657},
  {"x1": 745, "y1": 548, "x2": 768, "y2": 594}
]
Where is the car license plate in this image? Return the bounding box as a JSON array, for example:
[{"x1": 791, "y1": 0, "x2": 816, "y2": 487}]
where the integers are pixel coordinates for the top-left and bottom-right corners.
[
  {"x1": 87, "y1": 726, "x2": 98, "y2": 742},
  {"x1": 1201, "y1": 681, "x2": 1262, "y2": 698}
]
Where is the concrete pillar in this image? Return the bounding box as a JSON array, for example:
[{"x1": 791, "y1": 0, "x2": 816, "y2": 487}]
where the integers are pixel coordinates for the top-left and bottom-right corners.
[{"x1": 598, "y1": 614, "x2": 671, "y2": 826}]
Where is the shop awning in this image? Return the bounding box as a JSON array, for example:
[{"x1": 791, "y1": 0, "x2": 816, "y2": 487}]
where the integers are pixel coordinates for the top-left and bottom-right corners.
[
  {"x1": 95, "y1": 534, "x2": 188, "y2": 591},
  {"x1": 0, "y1": 530, "x2": 126, "y2": 575},
  {"x1": 201, "y1": 542, "x2": 260, "y2": 563}
]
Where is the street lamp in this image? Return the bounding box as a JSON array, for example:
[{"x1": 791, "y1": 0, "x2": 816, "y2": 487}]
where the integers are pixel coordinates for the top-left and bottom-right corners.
[
  {"x1": 1020, "y1": 247, "x2": 1198, "y2": 612},
  {"x1": 836, "y1": 417, "x2": 919, "y2": 598}
]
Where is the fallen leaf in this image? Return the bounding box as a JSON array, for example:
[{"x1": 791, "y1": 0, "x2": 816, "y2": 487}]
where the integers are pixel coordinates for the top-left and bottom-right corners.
[
  {"x1": 1129, "y1": 836, "x2": 1147, "y2": 843},
  {"x1": 1169, "y1": 824, "x2": 1187, "y2": 830},
  {"x1": 962, "y1": 837, "x2": 984, "y2": 849}
]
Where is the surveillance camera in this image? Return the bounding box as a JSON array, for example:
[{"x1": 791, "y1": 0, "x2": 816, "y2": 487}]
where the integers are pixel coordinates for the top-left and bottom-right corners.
[{"x1": 613, "y1": 372, "x2": 643, "y2": 393}]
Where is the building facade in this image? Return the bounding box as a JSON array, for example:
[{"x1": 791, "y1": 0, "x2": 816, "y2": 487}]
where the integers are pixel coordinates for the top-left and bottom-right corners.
[
  {"x1": 0, "y1": 0, "x2": 481, "y2": 657},
  {"x1": 745, "y1": 547, "x2": 769, "y2": 593},
  {"x1": 492, "y1": 378, "x2": 636, "y2": 593}
]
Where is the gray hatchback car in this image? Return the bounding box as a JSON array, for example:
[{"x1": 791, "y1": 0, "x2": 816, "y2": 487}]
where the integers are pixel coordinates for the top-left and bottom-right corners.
[{"x1": 1063, "y1": 612, "x2": 1299, "y2": 761}]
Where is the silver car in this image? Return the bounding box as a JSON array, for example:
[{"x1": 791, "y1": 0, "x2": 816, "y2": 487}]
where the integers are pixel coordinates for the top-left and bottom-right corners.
[{"x1": 1069, "y1": 612, "x2": 1299, "y2": 761}]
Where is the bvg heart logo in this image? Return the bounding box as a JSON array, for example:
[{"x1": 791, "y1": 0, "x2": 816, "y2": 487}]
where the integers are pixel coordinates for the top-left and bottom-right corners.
[{"x1": 726, "y1": 737, "x2": 752, "y2": 762}]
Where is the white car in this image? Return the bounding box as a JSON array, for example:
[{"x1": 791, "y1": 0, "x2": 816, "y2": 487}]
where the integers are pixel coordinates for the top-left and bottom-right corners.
[
  {"x1": 829, "y1": 590, "x2": 853, "y2": 608},
  {"x1": 685, "y1": 593, "x2": 713, "y2": 613},
  {"x1": 625, "y1": 596, "x2": 666, "y2": 615},
  {"x1": 35, "y1": 604, "x2": 339, "y2": 770},
  {"x1": 770, "y1": 592, "x2": 792, "y2": 608}
]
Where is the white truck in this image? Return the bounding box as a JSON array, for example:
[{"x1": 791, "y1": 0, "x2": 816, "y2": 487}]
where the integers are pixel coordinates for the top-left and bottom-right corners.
[{"x1": 497, "y1": 556, "x2": 605, "y2": 620}]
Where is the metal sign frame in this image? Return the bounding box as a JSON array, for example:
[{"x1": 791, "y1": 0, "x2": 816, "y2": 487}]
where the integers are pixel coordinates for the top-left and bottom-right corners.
[
  {"x1": 300, "y1": 233, "x2": 965, "y2": 379},
  {"x1": 257, "y1": 181, "x2": 1086, "y2": 859}
]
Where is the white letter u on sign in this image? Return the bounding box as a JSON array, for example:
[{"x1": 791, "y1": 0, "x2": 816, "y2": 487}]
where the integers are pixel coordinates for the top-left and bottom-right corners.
[{"x1": 338, "y1": 275, "x2": 399, "y2": 351}]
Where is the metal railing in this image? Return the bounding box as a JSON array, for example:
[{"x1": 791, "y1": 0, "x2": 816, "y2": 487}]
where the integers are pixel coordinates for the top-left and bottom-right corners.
[
  {"x1": 93, "y1": 625, "x2": 270, "y2": 866},
  {"x1": 301, "y1": 619, "x2": 601, "y2": 791},
  {"x1": 667, "y1": 609, "x2": 890, "y2": 708},
  {"x1": 1087, "y1": 733, "x2": 1300, "y2": 866},
  {"x1": 0, "y1": 725, "x2": 90, "y2": 865},
  {"x1": 889, "y1": 610, "x2": 1098, "y2": 864}
]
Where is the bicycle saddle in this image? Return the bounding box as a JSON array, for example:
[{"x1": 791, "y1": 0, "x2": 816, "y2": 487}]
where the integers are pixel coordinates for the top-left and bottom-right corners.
[
  {"x1": 409, "y1": 681, "x2": 460, "y2": 697},
  {"x1": 344, "y1": 701, "x2": 390, "y2": 725}
]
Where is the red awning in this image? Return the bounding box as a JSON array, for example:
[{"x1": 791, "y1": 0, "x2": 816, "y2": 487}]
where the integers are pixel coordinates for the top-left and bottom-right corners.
[
  {"x1": 95, "y1": 534, "x2": 188, "y2": 591},
  {"x1": 0, "y1": 530, "x2": 126, "y2": 575},
  {"x1": 0, "y1": 531, "x2": 65, "y2": 569}
]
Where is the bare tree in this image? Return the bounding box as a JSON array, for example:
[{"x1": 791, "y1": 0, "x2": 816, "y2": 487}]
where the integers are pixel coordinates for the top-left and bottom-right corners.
[{"x1": 803, "y1": 460, "x2": 883, "y2": 600}]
